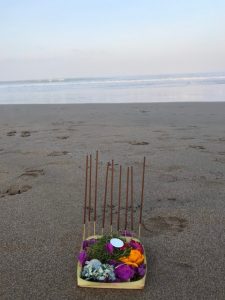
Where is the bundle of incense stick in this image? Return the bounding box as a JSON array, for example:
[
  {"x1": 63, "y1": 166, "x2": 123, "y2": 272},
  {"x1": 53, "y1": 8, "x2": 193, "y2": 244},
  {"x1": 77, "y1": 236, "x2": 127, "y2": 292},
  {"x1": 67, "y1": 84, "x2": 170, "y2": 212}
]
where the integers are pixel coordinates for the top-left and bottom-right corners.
[{"x1": 82, "y1": 151, "x2": 146, "y2": 240}]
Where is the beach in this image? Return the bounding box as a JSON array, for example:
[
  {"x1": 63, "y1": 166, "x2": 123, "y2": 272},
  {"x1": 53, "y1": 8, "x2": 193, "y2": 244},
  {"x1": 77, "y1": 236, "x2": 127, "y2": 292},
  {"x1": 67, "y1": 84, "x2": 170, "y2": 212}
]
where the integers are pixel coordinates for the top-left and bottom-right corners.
[{"x1": 0, "y1": 102, "x2": 225, "y2": 299}]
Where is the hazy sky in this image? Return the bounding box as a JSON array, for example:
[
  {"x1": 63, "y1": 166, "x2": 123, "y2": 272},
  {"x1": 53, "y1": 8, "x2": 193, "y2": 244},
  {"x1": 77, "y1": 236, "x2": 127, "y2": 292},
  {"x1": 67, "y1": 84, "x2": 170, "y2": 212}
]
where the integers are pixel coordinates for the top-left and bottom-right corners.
[{"x1": 0, "y1": 0, "x2": 225, "y2": 80}]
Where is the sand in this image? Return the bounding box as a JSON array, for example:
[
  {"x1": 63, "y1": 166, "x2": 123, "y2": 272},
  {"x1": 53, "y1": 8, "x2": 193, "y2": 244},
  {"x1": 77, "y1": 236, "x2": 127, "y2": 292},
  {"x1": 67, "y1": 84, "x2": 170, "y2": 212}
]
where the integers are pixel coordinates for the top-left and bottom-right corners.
[{"x1": 0, "y1": 103, "x2": 225, "y2": 300}]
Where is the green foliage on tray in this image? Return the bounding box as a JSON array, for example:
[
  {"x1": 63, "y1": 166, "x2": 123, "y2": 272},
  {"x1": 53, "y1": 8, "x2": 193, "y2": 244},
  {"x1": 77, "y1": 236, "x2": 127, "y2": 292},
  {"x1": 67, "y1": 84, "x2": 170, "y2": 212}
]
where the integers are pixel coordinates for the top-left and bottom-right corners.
[{"x1": 87, "y1": 234, "x2": 131, "y2": 263}]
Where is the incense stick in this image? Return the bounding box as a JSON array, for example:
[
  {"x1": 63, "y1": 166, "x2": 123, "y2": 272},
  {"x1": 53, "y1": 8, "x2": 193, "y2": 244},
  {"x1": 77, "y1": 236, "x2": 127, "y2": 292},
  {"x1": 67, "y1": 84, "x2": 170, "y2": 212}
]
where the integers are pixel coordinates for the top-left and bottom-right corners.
[
  {"x1": 110, "y1": 159, "x2": 114, "y2": 233},
  {"x1": 82, "y1": 155, "x2": 88, "y2": 240},
  {"x1": 131, "y1": 166, "x2": 134, "y2": 232},
  {"x1": 102, "y1": 162, "x2": 109, "y2": 234},
  {"x1": 117, "y1": 165, "x2": 122, "y2": 233},
  {"x1": 83, "y1": 153, "x2": 146, "y2": 240},
  {"x1": 88, "y1": 154, "x2": 92, "y2": 236},
  {"x1": 125, "y1": 166, "x2": 130, "y2": 233},
  {"x1": 94, "y1": 151, "x2": 98, "y2": 236},
  {"x1": 138, "y1": 157, "x2": 146, "y2": 238}
]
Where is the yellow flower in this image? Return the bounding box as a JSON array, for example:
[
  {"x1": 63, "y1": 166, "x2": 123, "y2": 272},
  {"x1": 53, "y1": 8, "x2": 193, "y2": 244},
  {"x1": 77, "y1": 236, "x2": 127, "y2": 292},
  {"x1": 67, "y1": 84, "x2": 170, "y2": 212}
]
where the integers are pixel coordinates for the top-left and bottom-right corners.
[{"x1": 119, "y1": 249, "x2": 144, "y2": 267}]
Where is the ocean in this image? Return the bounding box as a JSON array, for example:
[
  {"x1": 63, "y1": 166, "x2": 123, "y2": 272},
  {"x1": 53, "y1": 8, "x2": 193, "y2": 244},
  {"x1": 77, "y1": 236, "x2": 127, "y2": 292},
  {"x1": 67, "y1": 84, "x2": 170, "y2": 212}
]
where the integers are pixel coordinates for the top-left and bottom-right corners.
[{"x1": 0, "y1": 72, "x2": 225, "y2": 104}]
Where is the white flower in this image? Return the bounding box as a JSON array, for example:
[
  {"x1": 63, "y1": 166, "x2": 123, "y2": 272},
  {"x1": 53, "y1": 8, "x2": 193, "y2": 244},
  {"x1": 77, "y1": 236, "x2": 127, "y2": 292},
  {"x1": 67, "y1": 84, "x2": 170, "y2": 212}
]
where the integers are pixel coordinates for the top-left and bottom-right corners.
[{"x1": 81, "y1": 261, "x2": 116, "y2": 282}]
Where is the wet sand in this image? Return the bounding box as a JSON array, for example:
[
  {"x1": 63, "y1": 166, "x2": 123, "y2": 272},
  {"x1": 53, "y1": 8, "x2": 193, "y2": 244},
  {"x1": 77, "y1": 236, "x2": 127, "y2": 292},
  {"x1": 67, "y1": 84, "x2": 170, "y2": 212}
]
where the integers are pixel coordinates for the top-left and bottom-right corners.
[{"x1": 0, "y1": 103, "x2": 225, "y2": 299}]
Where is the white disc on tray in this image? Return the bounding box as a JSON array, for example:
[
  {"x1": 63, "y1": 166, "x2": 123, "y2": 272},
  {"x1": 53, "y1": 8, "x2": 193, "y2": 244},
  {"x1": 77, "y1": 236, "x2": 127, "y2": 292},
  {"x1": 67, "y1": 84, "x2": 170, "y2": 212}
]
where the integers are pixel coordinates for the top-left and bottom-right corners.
[{"x1": 110, "y1": 238, "x2": 124, "y2": 248}]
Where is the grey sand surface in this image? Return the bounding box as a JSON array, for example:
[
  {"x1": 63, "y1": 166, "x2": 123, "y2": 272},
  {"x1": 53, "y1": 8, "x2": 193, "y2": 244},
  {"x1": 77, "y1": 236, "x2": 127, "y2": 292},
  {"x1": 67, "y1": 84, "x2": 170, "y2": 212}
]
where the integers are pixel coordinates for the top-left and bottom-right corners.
[{"x1": 0, "y1": 103, "x2": 225, "y2": 299}]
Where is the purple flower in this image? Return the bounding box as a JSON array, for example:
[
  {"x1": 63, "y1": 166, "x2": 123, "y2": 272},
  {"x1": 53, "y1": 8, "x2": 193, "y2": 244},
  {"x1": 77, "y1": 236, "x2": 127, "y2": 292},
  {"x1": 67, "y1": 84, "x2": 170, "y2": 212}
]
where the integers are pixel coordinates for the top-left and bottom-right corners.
[
  {"x1": 88, "y1": 238, "x2": 97, "y2": 246},
  {"x1": 108, "y1": 259, "x2": 121, "y2": 267},
  {"x1": 105, "y1": 242, "x2": 114, "y2": 254},
  {"x1": 82, "y1": 240, "x2": 89, "y2": 250},
  {"x1": 115, "y1": 264, "x2": 135, "y2": 281},
  {"x1": 137, "y1": 264, "x2": 146, "y2": 277},
  {"x1": 129, "y1": 240, "x2": 144, "y2": 254},
  {"x1": 78, "y1": 250, "x2": 87, "y2": 266},
  {"x1": 120, "y1": 230, "x2": 133, "y2": 237},
  {"x1": 82, "y1": 238, "x2": 97, "y2": 250}
]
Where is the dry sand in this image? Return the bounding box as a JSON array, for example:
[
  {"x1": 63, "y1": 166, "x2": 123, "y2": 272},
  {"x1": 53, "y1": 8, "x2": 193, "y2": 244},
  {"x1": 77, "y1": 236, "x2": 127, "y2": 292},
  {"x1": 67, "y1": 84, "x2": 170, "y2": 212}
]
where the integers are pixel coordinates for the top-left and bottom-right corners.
[{"x1": 0, "y1": 103, "x2": 225, "y2": 300}]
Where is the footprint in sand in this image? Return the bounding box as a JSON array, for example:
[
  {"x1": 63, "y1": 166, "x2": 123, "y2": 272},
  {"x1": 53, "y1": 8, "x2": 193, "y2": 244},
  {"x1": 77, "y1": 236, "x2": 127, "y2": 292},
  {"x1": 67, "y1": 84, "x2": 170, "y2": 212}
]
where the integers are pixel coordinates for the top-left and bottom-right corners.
[
  {"x1": 56, "y1": 136, "x2": 70, "y2": 140},
  {"x1": 218, "y1": 137, "x2": 225, "y2": 142},
  {"x1": 189, "y1": 145, "x2": 205, "y2": 150},
  {"x1": 140, "y1": 110, "x2": 150, "y2": 113},
  {"x1": 179, "y1": 136, "x2": 195, "y2": 140},
  {"x1": 167, "y1": 198, "x2": 177, "y2": 201},
  {"x1": 129, "y1": 141, "x2": 149, "y2": 146},
  {"x1": 143, "y1": 215, "x2": 188, "y2": 235},
  {"x1": 152, "y1": 130, "x2": 165, "y2": 133},
  {"x1": 19, "y1": 169, "x2": 45, "y2": 177},
  {"x1": 1, "y1": 184, "x2": 32, "y2": 197},
  {"x1": 7, "y1": 130, "x2": 17, "y2": 136},
  {"x1": 48, "y1": 151, "x2": 69, "y2": 156},
  {"x1": 218, "y1": 151, "x2": 225, "y2": 155},
  {"x1": 21, "y1": 131, "x2": 31, "y2": 137}
]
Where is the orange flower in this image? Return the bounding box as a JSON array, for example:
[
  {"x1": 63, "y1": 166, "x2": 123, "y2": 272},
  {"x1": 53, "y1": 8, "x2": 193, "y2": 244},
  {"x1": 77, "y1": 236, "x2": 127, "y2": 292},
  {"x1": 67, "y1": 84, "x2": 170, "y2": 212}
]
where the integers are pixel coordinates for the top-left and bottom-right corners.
[{"x1": 119, "y1": 249, "x2": 144, "y2": 267}]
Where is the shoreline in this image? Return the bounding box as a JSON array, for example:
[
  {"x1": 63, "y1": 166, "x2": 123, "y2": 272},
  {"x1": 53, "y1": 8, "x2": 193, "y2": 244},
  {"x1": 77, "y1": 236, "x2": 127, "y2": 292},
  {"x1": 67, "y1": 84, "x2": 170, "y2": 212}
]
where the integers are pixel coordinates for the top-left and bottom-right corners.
[{"x1": 0, "y1": 100, "x2": 225, "y2": 105}]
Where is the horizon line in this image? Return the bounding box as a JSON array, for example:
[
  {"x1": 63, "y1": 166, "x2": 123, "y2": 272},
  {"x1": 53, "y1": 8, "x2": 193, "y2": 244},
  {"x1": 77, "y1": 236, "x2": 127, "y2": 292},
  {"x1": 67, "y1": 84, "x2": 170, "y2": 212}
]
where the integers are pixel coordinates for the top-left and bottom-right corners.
[{"x1": 1, "y1": 70, "x2": 225, "y2": 84}]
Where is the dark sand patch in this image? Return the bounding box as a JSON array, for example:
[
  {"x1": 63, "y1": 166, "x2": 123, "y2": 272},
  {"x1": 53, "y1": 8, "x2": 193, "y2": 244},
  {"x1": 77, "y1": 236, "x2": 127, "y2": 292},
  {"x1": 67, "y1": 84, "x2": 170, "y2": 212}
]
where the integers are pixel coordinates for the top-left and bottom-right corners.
[
  {"x1": 152, "y1": 129, "x2": 165, "y2": 133},
  {"x1": 21, "y1": 131, "x2": 31, "y2": 137},
  {"x1": 129, "y1": 141, "x2": 149, "y2": 145},
  {"x1": 167, "y1": 198, "x2": 177, "y2": 201},
  {"x1": 189, "y1": 145, "x2": 206, "y2": 150},
  {"x1": 140, "y1": 110, "x2": 150, "y2": 113},
  {"x1": 218, "y1": 137, "x2": 225, "y2": 142},
  {"x1": 218, "y1": 151, "x2": 225, "y2": 155},
  {"x1": 179, "y1": 136, "x2": 196, "y2": 140},
  {"x1": 48, "y1": 151, "x2": 69, "y2": 156},
  {"x1": 1, "y1": 184, "x2": 32, "y2": 196},
  {"x1": 20, "y1": 169, "x2": 45, "y2": 177},
  {"x1": 7, "y1": 130, "x2": 16, "y2": 136},
  {"x1": 56, "y1": 136, "x2": 70, "y2": 140}
]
